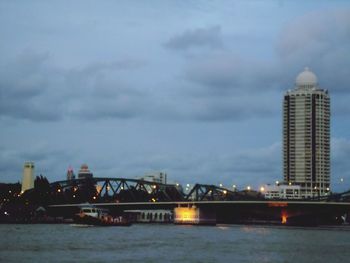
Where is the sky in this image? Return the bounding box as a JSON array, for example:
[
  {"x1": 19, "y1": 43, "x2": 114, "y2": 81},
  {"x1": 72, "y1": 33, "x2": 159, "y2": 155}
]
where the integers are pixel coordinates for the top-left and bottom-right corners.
[{"x1": 1, "y1": 0, "x2": 350, "y2": 192}]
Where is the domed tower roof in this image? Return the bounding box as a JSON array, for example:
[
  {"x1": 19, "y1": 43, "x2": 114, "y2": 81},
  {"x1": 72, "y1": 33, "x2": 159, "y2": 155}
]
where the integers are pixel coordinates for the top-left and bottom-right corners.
[{"x1": 295, "y1": 67, "x2": 318, "y2": 88}]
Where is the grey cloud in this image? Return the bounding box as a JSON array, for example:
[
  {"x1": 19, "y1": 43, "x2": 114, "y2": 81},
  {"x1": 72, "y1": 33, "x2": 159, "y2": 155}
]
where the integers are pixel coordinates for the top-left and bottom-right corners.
[
  {"x1": 184, "y1": 53, "x2": 277, "y2": 91},
  {"x1": 164, "y1": 25, "x2": 224, "y2": 50},
  {"x1": 0, "y1": 50, "x2": 148, "y2": 122},
  {"x1": 0, "y1": 50, "x2": 49, "y2": 98},
  {"x1": 174, "y1": 8, "x2": 350, "y2": 121},
  {"x1": 72, "y1": 97, "x2": 144, "y2": 120},
  {"x1": 67, "y1": 72, "x2": 149, "y2": 120},
  {"x1": 181, "y1": 96, "x2": 277, "y2": 122},
  {"x1": 276, "y1": 8, "x2": 350, "y2": 93},
  {"x1": 81, "y1": 59, "x2": 147, "y2": 75},
  {"x1": 0, "y1": 50, "x2": 63, "y2": 121},
  {"x1": 173, "y1": 52, "x2": 279, "y2": 121}
]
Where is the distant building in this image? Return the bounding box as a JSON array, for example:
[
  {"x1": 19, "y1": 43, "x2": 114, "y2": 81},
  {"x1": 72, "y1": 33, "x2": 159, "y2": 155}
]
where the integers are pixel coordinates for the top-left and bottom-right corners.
[
  {"x1": 141, "y1": 172, "x2": 167, "y2": 184},
  {"x1": 66, "y1": 166, "x2": 75, "y2": 181},
  {"x1": 21, "y1": 161, "x2": 35, "y2": 193},
  {"x1": 78, "y1": 164, "x2": 93, "y2": 179},
  {"x1": 283, "y1": 67, "x2": 330, "y2": 198},
  {"x1": 262, "y1": 184, "x2": 301, "y2": 199}
]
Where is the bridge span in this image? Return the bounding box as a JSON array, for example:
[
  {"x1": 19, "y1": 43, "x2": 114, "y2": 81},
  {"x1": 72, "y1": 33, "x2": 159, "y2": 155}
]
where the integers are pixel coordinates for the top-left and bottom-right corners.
[
  {"x1": 21, "y1": 176, "x2": 350, "y2": 225},
  {"x1": 49, "y1": 200, "x2": 350, "y2": 226}
]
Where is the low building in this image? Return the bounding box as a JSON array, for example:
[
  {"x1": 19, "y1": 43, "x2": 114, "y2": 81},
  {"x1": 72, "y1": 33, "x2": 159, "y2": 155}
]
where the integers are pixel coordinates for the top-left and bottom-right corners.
[
  {"x1": 125, "y1": 210, "x2": 173, "y2": 223},
  {"x1": 262, "y1": 184, "x2": 301, "y2": 200},
  {"x1": 140, "y1": 172, "x2": 167, "y2": 184}
]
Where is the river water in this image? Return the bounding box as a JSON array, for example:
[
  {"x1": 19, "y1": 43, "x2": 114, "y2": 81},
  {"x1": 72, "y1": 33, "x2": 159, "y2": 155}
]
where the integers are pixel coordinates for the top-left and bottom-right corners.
[{"x1": 0, "y1": 224, "x2": 349, "y2": 263}]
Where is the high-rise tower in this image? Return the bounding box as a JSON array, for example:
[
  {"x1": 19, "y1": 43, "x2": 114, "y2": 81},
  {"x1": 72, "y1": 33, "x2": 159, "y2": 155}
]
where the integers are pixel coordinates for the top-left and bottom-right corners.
[
  {"x1": 283, "y1": 67, "x2": 330, "y2": 198},
  {"x1": 21, "y1": 161, "x2": 35, "y2": 193}
]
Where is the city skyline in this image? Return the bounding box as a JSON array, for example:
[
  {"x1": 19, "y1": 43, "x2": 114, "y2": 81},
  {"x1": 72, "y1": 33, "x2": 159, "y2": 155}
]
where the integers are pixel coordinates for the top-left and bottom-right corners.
[{"x1": 1, "y1": 1, "x2": 350, "y2": 191}]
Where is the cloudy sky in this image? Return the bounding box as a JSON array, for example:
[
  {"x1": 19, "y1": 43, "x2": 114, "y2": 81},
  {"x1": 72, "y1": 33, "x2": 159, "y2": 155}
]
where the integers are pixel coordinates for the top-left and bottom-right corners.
[{"x1": 1, "y1": 0, "x2": 350, "y2": 192}]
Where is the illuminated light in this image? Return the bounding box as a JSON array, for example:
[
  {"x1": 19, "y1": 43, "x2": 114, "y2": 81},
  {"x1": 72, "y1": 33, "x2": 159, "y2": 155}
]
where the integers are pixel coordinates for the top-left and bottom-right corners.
[
  {"x1": 223, "y1": 190, "x2": 227, "y2": 194},
  {"x1": 152, "y1": 185, "x2": 157, "y2": 189},
  {"x1": 106, "y1": 186, "x2": 110, "y2": 191},
  {"x1": 186, "y1": 184, "x2": 190, "y2": 187},
  {"x1": 281, "y1": 214, "x2": 288, "y2": 224},
  {"x1": 341, "y1": 178, "x2": 344, "y2": 182},
  {"x1": 176, "y1": 183, "x2": 179, "y2": 187},
  {"x1": 174, "y1": 207, "x2": 198, "y2": 223},
  {"x1": 232, "y1": 185, "x2": 236, "y2": 188},
  {"x1": 73, "y1": 195, "x2": 76, "y2": 198},
  {"x1": 288, "y1": 182, "x2": 292, "y2": 186},
  {"x1": 314, "y1": 186, "x2": 317, "y2": 190},
  {"x1": 275, "y1": 181, "x2": 279, "y2": 185},
  {"x1": 121, "y1": 186, "x2": 124, "y2": 190},
  {"x1": 260, "y1": 187, "x2": 265, "y2": 192},
  {"x1": 57, "y1": 189, "x2": 61, "y2": 193},
  {"x1": 93, "y1": 196, "x2": 96, "y2": 200},
  {"x1": 326, "y1": 187, "x2": 330, "y2": 191},
  {"x1": 96, "y1": 185, "x2": 102, "y2": 194},
  {"x1": 208, "y1": 190, "x2": 212, "y2": 194},
  {"x1": 151, "y1": 198, "x2": 156, "y2": 202},
  {"x1": 219, "y1": 183, "x2": 223, "y2": 187},
  {"x1": 8, "y1": 190, "x2": 11, "y2": 194},
  {"x1": 73, "y1": 187, "x2": 77, "y2": 192},
  {"x1": 247, "y1": 186, "x2": 251, "y2": 191}
]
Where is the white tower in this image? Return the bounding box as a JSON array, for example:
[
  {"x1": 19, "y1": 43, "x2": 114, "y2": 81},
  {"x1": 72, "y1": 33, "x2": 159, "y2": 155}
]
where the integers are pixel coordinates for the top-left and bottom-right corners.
[
  {"x1": 21, "y1": 161, "x2": 35, "y2": 193},
  {"x1": 283, "y1": 67, "x2": 330, "y2": 198}
]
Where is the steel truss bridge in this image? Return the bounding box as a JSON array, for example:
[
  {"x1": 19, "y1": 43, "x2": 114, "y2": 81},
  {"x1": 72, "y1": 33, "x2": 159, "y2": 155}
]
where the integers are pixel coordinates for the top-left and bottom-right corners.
[
  {"x1": 34, "y1": 177, "x2": 350, "y2": 225},
  {"x1": 44, "y1": 177, "x2": 350, "y2": 204}
]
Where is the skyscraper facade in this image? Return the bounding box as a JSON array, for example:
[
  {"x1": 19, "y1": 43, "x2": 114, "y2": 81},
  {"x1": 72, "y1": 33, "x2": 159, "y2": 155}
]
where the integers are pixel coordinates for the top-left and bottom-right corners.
[{"x1": 283, "y1": 68, "x2": 330, "y2": 198}]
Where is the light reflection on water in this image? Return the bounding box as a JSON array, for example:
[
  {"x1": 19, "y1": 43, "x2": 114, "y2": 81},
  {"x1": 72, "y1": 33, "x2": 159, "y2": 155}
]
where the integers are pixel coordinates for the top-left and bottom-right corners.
[{"x1": 0, "y1": 224, "x2": 350, "y2": 263}]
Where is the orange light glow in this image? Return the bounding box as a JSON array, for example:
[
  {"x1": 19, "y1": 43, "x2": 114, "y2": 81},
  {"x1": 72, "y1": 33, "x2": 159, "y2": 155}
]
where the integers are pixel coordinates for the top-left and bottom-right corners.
[
  {"x1": 174, "y1": 207, "x2": 198, "y2": 223},
  {"x1": 281, "y1": 213, "x2": 288, "y2": 224},
  {"x1": 96, "y1": 185, "x2": 102, "y2": 194}
]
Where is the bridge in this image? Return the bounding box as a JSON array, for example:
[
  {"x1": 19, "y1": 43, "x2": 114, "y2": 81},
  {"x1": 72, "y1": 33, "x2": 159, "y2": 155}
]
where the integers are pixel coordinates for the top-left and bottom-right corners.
[{"x1": 34, "y1": 177, "x2": 350, "y2": 225}]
